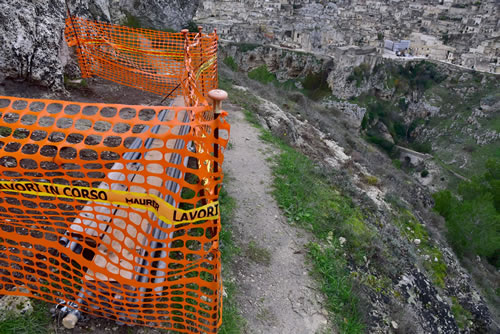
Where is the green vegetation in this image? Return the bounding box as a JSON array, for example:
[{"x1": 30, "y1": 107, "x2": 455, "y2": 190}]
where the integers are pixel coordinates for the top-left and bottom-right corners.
[
  {"x1": 182, "y1": 21, "x2": 199, "y2": 33},
  {"x1": 228, "y1": 82, "x2": 367, "y2": 332},
  {"x1": 363, "y1": 174, "x2": 379, "y2": 186},
  {"x1": 0, "y1": 126, "x2": 12, "y2": 137},
  {"x1": 160, "y1": 27, "x2": 177, "y2": 33},
  {"x1": 302, "y1": 70, "x2": 331, "y2": 100},
  {"x1": 271, "y1": 143, "x2": 367, "y2": 332},
  {"x1": 309, "y1": 243, "x2": 365, "y2": 333},
  {"x1": 347, "y1": 63, "x2": 371, "y2": 87},
  {"x1": 228, "y1": 42, "x2": 260, "y2": 53},
  {"x1": 247, "y1": 241, "x2": 272, "y2": 266},
  {"x1": 392, "y1": 159, "x2": 402, "y2": 169},
  {"x1": 395, "y1": 209, "x2": 448, "y2": 288},
  {"x1": 219, "y1": 180, "x2": 246, "y2": 333},
  {"x1": 260, "y1": 133, "x2": 369, "y2": 333},
  {"x1": 122, "y1": 12, "x2": 142, "y2": 29},
  {"x1": 433, "y1": 159, "x2": 500, "y2": 267},
  {"x1": 357, "y1": 61, "x2": 449, "y2": 154},
  {"x1": 248, "y1": 65, "x2": 277, "y2": 84},
  {"x1": 385, "y1": 61, "x2": 447, "y2": 93},
  {"x1": 64, "y1": 75, "x2": 88, "y2": 89},
  {"x1": 223, "y1": 56, "x2": 238, "y2": 72},
  {"x1": 422, "y1": 75, "x2": 499, "y2": 178},
  {"x1": 451, "y1": 297, "x2": 474, "y2": 330},
  {"x1": 0, "y1": 300, "x2": 51, "y2": 334}
]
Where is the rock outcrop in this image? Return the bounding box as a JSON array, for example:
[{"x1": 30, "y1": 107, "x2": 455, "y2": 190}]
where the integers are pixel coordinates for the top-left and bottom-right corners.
[
  {"x1": 0, "y1": 0, "x2": 199, "y2": 90},
  {"x1": 0, "y1": 1, "x2": 68, "y2": 90},
  {"x1": 233, "y1": 84, "x2": 496, "y2": 333}
]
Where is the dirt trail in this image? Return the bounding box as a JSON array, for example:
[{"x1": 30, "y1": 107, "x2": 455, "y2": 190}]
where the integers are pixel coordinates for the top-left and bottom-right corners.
[{"x1": 223, "y1": 104, "x2": 329, "y2": 334}]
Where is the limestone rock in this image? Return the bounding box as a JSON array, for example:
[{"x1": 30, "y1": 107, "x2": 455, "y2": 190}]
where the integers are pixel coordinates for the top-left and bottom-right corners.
[
  {"x1": 112, "y1": 0, "x2": 200, "y2": 31},
  {"x1": 0, "y1": 295, "x2": 33, "y2": 321}
]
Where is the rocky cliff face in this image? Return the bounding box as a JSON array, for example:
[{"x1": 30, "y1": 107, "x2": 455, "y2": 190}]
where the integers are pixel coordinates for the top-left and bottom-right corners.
[
  {"x1": 220, "y1": 69, "x2": 497, "y2": 332},
  {"x1": 112, "y1": 0, "x2": 199, "y2": 31},
  {"x1": 0, "y1": 0, "x2": 199, "y2": 90},
  {"x1": 0, "y1": 0, "x2": 68, "y2": 90}
]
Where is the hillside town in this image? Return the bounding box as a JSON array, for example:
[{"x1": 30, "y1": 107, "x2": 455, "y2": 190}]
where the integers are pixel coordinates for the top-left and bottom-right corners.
[{"x1": 195, "y1": 0, "x2": 499, "y2": 73}]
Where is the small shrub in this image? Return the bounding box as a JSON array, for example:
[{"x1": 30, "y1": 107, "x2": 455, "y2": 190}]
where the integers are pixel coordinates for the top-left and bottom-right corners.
[
  {"x1": 363, "y1": 175, "x2": 379, "y2": 186},
  {"x1": 223, "y1": 56, "x2": 238, "y2": 71},
  {"x1": 421, "y1": 170, "x2": 429, "y2": 178},
  {"x1": 366, "y1": 135, "x2": 395, "y2": 154},
  {"x1": 302, "y1": 71, "x2": 331, "y2": 100},
  {"x1": 182, "y1": 21, "x2": 199, "y2": 33},
  {"x1": 410, "y1": 142, "x2": 432, "y2": 154},
  {"x1": 451, "y1": 297, "x2": 474, "y2": 330},
  {"x1": 247, "y1": 241, "x2": 271, "y2": 266},
  {"x1": 248, "y1": 65, "x2": 276, "y2": 84},
  {"x1": 123, "y1": 12, "x2": 142, "y2": 28},
  {"x1": 237, "y1": 43, "x2": 260, "y2": 52},
  {"x1": 161, "y1": 27, "x2": 177, "y2": 33},
  {"x1": 433, "y1": 159, "x2": 500, "y2": 267},
  {"x1": 347, "y1": 63, "x2": 371, "y2": 87}
]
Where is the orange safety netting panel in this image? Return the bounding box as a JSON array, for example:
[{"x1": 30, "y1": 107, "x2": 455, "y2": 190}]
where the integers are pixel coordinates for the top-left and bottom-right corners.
[
  {"x1": 65, "y1": 17, "x2": 218, "y2": 98},
  {"x1": 0, "y1": 95, "x2": 229, "y2": 333}
]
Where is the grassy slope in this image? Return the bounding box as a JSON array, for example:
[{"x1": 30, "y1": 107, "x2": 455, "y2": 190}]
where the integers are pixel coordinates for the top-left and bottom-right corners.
[
  {"x1": 0, "y1": 300, "x2": 51, "y2": 334},
  {"x1": 233, "y1": 101, "x2": 367, "y2": 332},
  {"x1": 425, "y1": 77, "x2": 500, "y2": 178},
  {"x1": 356, "y1": 62, "x2": 499, "y2": 182},
  {"x1": 218, "y1": 180, "x2": 247, "y2": 333},
  {"x1": 220, "y1": 72, "x2": 476, "y2": 332}
]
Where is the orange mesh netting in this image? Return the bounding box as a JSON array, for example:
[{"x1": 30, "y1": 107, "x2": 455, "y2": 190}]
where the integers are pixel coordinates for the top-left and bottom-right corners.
[
  {"x1": 65, "y1": 17, "x2": 218, "y2": 98},
  {"x1": 0, "y1": 95, "x2": 230, "y2": 333}
]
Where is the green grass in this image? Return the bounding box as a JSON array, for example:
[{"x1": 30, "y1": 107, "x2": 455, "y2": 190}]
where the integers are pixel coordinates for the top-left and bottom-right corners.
[
  {"x1": 396, "y1": 209, "x2": 448, "y2": 288},
  {"x1": 309, "y1": 243, "x2": 365, "y2": 334},
  {"x1": 0, "y1": 300, "x2": 51, "y2": 334},
  {"x1": 218, "y1": 179, "x2": 246, "y2": 333},
  {"x1": 248, "y1": 65, "x2": 276, "y2": 85},
  {"x1": 258, "y1": 133, "x2": 367, "y2": 333},
  {"x1": 224, "y1": 79, "x2": 366, "y2": 331},
  {"x1": 451, "y1": 297, "x2": 474, "y2": 330}
]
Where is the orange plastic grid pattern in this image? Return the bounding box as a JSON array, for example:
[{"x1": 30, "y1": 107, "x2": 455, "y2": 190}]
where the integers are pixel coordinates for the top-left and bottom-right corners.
[
  {"x1": 65, "y1": 17, "x2": 218, "y2": 99},
  {"x1": 0, "y1": 96, "x2": 230, "y2": 333}
]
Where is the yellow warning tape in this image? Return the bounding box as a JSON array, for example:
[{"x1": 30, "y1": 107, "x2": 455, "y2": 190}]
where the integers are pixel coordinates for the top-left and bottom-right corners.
[
  {"x1": 195, "y1": 55, "x2": 217, "y2": 80},
  {"x1": 0, "y1": 181, "x2": 218, "y2": 225}
]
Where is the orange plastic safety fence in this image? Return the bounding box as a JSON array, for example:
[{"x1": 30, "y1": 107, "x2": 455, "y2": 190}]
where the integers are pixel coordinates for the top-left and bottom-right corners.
[
  {"x1": 65, "y1": 17, "x2": 218, "y2": 99},
  {"x1": 0, "y1": 95, "x2": 229, "y2": 333}
]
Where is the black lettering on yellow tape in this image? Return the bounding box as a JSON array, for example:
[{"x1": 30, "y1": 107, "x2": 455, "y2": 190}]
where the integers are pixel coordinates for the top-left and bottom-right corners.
[{"x1": 0, "y1": 181, "x2": 219, "y2": 225}]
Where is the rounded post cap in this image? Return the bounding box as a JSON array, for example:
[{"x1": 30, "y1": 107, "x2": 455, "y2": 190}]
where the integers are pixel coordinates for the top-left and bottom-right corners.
[
  {"x1": 62, "y1": 313, "x2": 78, "y2": 329},
  {"x1": 208, "y1": 89, "x2": 228, "y2": 102}
]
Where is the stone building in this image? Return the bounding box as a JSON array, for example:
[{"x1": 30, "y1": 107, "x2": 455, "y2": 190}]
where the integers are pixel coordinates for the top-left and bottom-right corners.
[{"x1": 194, "y1": 0, "x2": 499, "y2": 73}]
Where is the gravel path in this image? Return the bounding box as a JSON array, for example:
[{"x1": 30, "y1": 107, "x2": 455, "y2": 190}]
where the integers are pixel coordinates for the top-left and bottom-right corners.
[{"x1": 223, "y1": 104, "x2": 329, "y2": 334}]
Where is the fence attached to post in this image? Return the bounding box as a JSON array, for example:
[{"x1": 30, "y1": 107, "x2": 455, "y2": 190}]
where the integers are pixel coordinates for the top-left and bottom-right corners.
[{"x1": 0, "y1": 16, "x2": 229, "y2": 334}]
